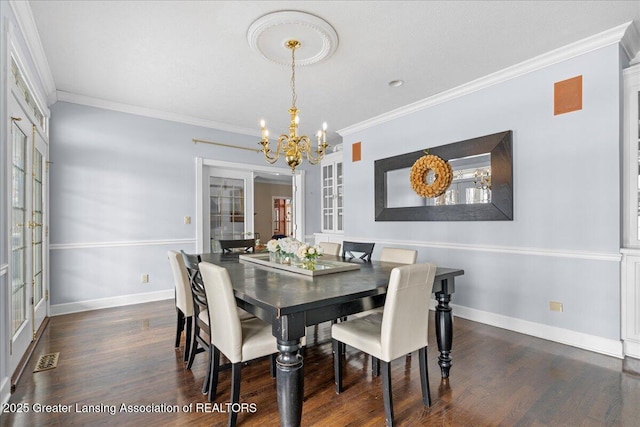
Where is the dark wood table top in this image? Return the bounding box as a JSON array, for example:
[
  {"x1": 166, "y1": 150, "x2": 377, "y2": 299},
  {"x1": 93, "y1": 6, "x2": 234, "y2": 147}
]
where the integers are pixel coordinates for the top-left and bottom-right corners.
[{"x1": 199, "y1": 253, "x2": 464, "y2": 318}]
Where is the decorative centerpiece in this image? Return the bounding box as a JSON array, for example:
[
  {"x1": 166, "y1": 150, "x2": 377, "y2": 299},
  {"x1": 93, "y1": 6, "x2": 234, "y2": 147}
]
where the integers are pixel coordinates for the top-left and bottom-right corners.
[
  {"x1": 267, "y1": 237, "x2": 301, "y2": 265},
  {"x1": 295, "y1": 244, "x2": 324, "y2": 271},
  {"x1": 266, "y1": 237, "x2": 324, "y2": 270}
]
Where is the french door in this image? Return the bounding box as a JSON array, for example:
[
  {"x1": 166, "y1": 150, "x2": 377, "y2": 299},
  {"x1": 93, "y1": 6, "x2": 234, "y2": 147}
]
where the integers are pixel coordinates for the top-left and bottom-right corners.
[
  {"x1": 8, "y1": 94, "x2": 49, "y2": 375},
  {"x1": 205, "y1": 168, "x2": 254, "y2": 253},
  {"x1": 196, "y1": 159, "x2": 304, "y2": 254}
]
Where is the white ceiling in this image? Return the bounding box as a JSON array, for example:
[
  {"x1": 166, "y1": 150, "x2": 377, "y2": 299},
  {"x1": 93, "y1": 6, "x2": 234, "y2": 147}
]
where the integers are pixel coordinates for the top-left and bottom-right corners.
[{"x1": 27, "y1": 1, "x2": 640, "y2": 142}]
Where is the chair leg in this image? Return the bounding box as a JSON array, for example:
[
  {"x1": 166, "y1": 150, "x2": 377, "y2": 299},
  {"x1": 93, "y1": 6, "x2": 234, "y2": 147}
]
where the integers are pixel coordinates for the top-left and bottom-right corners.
[
  {"x1": 208, "y1": 347, "x2": 220, "y2": 402},
  {"x1": 203, "y1": 345, "x2": 212, "y2": 395},
  {"x1": 183, "y1": 315, "x2": 192, "y2": 363},
  {"x1": 175, "y1": 309, "x2": 184, "y2": 348},
  {"x1": 186, "y1": 326, "x2": 199, "y2": 370},
  {"x1": 229, "y1": 362, "x2": 242, "y2": 427},
  {"x1": 418, "y1": 347, "x2": 431, "y2": 407},
  {"x1": 381, "y1": 360, "x2": 395, "y2": 427},
  {"x1": 372, "y1": 356, "x2": 380, "y2": 377},
  {"x1": 332, "y1": 339, "x2": 343, "y2": 393}
]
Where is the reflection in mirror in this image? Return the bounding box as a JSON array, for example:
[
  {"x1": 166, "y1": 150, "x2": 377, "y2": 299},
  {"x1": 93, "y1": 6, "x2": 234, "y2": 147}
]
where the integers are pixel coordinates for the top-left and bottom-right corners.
[{"x1": 386, "y1": 153, "x2": 492, "y2": 208}]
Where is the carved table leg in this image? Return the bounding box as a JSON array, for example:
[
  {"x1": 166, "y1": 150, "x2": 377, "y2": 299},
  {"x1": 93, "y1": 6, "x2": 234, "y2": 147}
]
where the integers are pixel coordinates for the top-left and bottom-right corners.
[
  {"x1": 276, "y1": 339, "x2": 303, "y2": 427},
  {"x1": 435, "y1": 286, "x2": 453, "y2": 378}
]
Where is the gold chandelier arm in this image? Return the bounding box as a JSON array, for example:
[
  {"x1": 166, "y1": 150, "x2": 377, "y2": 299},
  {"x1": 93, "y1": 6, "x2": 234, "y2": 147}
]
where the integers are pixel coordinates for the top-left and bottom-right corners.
[
  {"x1": 300, "y1": 135, "x2": 328, "y2": 164},
  {"x1": 260, "y1": 136, "x2": 282, "y2": 164}
]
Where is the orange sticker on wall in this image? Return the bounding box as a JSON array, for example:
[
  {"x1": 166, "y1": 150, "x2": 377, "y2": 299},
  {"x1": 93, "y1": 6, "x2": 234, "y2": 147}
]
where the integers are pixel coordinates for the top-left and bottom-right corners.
[
  {"x1": 554, "y1": 75, "x2": 582, "y2": 115},
  {"x1": 352, "y1": 142, "x2": 362, "y2": 162}
]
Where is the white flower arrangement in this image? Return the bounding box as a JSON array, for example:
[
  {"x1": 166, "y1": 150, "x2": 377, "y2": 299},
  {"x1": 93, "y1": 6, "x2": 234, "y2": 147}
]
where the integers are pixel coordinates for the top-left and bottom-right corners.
[
  {"x1": 277, "y1": 237, "x2": 302, "y2": 257},
  {"x1": 296, "y1": 244, "x2": 324, "y2": 261},
  {"x1": 266, "y1": 239, "x2": 281, "y2": 253}
]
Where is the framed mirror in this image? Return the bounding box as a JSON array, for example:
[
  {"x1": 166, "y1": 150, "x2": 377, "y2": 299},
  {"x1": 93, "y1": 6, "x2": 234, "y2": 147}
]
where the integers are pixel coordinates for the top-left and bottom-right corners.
[{"x1": 374, "y1": 130, "x2": 513, "y2": 221}]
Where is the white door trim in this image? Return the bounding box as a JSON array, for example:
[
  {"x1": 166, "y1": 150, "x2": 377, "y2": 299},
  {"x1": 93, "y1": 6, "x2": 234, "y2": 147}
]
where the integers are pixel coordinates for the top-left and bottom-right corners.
[{"x1": 195, "y1": 158, "x2": 305, "y2": 253}]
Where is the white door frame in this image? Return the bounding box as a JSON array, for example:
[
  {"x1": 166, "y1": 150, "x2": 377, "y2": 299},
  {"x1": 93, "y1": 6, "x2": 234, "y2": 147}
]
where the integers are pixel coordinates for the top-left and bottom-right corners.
[{"x1": 195, "y1": 158, "x2": 305, "y2": 253}]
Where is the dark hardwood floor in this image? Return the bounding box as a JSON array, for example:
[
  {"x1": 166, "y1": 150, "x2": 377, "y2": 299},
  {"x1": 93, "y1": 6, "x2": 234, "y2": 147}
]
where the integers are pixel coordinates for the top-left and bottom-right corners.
[{"x1": 2, "y1": 299, "x2": 639, "y2": 426}]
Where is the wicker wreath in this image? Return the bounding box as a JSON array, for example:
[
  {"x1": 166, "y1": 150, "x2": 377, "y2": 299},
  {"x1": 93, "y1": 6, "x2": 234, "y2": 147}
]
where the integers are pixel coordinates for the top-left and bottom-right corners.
[{"x1": 409, "y1": 154, "x2": 454, "y2": 198}]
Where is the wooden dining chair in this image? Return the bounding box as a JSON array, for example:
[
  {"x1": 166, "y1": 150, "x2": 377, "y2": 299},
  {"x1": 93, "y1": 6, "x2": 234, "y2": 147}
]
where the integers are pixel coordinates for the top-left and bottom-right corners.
[
  {"x1": 219, "y1": 238, "x2": 255, "y2": 254},
  {"x1": 182, "y1": 250, "x2": 257, "y2": 396},
  {"x1": 181, "y1": 251, "x2": 213, "y2": 395},
  {"x1": 341, "y1": 241, "x2": 375, "y2": 262},
  {"x1": 168, "y1": 250, "x2": 193, "y2": 362},
  {"x1": 319, "y1": 241, "x2": 341, "y2": 256},
  {"x1": 332, "y1": 263, "x2": 437, "y2": 427},
  {"x1": 199, "y1": 261, "x2": 278, "y2": 425}
]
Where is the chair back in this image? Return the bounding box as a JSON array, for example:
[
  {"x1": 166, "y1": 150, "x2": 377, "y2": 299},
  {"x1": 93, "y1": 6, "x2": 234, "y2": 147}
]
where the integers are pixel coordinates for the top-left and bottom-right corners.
[
  {"x1": 319, "y1": 242, "x2": 341, "y2": 256},
  {"x1": 168, "y1": 250, "x2": 193, "y2": 316},
  {"x1": 199, "y1": 262, "x2": 244, "y2": 364},
  {"x1": 380, "y1": 247, "x2": 417, "y2": 264},
  {"x1": 181, "y1": 251, "x2": 207, "y2": 319},
  {"x1": 219, "y1": 239, "x2": 255, "y2": 254},
  {"x1": 342, "y1": 241, "x2": 375, "y2": 262},
  {"x1": 380, "y1": 263, "x2": 437, "y2": 361}
]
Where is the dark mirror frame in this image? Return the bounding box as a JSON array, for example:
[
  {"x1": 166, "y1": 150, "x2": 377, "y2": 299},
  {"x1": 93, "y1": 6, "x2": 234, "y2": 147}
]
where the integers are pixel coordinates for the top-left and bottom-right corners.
[{"x1": 374, "y1": 130, "x2": 513, "y2": 221}]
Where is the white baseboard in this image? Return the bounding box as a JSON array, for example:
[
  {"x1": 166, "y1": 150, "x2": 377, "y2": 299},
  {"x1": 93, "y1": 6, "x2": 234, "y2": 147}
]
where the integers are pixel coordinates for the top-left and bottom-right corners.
[
  {"x1": 452, "y1": 304, "x2": 624, "y2": 359},
  {"x1": 624, "y1": 339, "x2": 640, "y2": 359},
  {"x1": 50, "y1": 289, "x2": 174, "y2": 316},
  {"x1": 1, "y1": 376, "x2": 10, "y2": 405}
]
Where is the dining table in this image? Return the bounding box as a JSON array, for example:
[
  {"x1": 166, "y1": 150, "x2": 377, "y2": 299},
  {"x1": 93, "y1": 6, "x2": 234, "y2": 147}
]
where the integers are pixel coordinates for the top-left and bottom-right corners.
[{"x1": 200, "y1": 252, "x2": 464, "y2": 427}]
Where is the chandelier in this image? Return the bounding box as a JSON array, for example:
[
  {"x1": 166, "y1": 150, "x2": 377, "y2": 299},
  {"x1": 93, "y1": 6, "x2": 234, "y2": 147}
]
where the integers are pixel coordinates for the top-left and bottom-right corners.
[{"x1": 259, "y1": 39, "x2": 329, "y2": 173}]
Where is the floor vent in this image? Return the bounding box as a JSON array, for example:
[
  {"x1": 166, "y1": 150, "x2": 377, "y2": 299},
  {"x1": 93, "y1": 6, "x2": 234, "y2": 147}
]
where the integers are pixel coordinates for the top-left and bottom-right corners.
[{"x1": 33, "y1": 352, "x2": 59, "y2": 373}]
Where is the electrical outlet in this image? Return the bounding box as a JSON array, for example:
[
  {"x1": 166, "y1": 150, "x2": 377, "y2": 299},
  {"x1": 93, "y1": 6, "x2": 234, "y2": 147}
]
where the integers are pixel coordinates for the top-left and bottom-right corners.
[
  {"x1": 549, "y1": 301, "x2": 563, "y2": 312},
  {"x1": 184, "y1": 216, "x2": 191, "y2": 225},
  {"x1": 141, "y1": 274, "x2": 149, "y2": 284}
]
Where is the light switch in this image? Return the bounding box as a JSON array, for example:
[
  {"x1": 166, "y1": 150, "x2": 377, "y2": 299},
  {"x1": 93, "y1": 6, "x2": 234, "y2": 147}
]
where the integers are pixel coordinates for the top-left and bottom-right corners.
[
  {"x1": 549, "y1": 301, "x2": 563, "y2": 312},
  {"x1": 184, "y1": 216, "x2": 191, "y2": 225}
]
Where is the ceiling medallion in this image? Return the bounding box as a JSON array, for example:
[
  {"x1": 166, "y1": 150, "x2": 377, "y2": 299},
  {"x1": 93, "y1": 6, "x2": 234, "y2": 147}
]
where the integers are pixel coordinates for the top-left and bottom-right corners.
[{"x1": 247, "y1": 10, "x2": 339, "y2": 66}]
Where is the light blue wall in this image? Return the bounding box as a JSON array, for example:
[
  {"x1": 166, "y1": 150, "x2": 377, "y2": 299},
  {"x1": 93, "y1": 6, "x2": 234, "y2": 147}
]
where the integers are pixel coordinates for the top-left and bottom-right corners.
[
  {"x1": 49, "y1": 102, "x2": 321, "y2": 306},
  {"x1": 341, "y1": 45, "x2": 623, "y2": 341}
]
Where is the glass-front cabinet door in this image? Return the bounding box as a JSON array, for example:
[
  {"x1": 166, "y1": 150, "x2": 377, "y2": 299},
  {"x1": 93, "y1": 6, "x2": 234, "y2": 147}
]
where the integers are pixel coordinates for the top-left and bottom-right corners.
[
  {"x1": 622, "y1": 63, "x2": 640, "y2": 360},
  {"x1": 321, "y1": 152, "x2": 343, "y2": 233},
  {"x1": 624, "y1": 64, "x2": 640, "y2": 247}
]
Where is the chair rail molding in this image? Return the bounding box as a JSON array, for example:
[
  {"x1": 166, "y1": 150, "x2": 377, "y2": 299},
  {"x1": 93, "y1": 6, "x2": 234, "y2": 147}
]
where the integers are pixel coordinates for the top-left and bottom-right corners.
[
  {"x1": 49, "y1": 238, "x2": 196, "y2": 250},
  {"x1": 347, "y1": 236, "x2": 621, "y2": 262}
]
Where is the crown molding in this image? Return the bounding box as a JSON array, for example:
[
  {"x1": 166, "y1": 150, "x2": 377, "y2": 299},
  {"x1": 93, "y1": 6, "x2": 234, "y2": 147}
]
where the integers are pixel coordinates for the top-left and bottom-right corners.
[
  {"x1": 337, "y1": 21, "x2": 637, "y2": 137},
  {"x1": 622, "y1": 20, "x2": 640, "y2": 64},
  {"x1": 9, "y1": 0, "x2": 57, "y2": 105},
  {"x1": 56, "y1": 91, "x2": 260, "y2": 137}
]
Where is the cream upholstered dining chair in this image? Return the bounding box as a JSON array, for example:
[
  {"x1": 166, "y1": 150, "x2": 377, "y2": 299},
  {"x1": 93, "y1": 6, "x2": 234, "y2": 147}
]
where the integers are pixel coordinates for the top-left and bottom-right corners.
[
  {"x1": 332, "y1": 263, "x2": 437, "y2": 427},
  {"x1": 366, "y1": 247, "x2": 420, "y2": 372},
  {"x1": 380, "y1": 247, "x2": 417, "y2": 264},
  {"x1": 168, "y1": 250, "x2": 193, "y2": 362},
  {"x1": 319, "y1": 241, "x2": 341, "y2": 256},
  {"x1": 199, "y1": 261, "x2": 278, "y2": 426}
]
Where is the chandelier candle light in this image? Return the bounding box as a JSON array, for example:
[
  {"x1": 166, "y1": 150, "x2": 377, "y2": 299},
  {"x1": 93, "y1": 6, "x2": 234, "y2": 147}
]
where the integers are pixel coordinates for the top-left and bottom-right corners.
[{"x1": 259, "y1": 39, "x2": 329, "y2": 173}]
